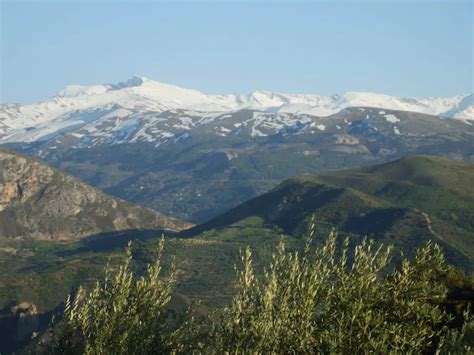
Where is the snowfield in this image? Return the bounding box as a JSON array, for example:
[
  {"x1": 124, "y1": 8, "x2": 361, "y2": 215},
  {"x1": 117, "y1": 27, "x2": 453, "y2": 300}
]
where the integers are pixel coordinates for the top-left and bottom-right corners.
[{"x1": 0, "y1": 76, "x2": 472, "y2": 146}]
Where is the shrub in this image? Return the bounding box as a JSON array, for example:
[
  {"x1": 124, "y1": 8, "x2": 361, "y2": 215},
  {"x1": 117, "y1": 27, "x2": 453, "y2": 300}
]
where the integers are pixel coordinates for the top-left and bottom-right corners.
[
  {"x1": 47, "y1": 223, "x2": 472, "y2": 354},
  {"x1": 207, "y1": 221, "x2": 472, "y2": 353},
  {"x1": 46, "y1": 238, "x2": 189, "y2": 354}
]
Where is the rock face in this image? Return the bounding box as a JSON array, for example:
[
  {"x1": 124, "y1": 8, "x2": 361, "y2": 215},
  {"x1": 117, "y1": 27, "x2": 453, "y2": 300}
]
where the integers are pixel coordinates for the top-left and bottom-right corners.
[{"x1": 0, "y1": 149, "x2": 192, "y2": 239}]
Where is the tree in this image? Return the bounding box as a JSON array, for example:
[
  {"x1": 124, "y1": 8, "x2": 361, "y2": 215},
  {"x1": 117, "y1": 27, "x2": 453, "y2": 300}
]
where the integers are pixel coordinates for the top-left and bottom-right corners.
[
  {"x1": 208, "y1": 223, "x2": 472, "y2": 353},
  {"x1": 46, "y1": 222, "x2": 473, "y2": 354},
  {"x1": 46, "y1": 238, "x2": 190, "y2": 354}
]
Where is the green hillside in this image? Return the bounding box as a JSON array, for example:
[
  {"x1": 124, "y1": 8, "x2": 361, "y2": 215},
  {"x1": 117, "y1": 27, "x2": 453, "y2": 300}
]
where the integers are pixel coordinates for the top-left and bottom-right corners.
[{"x1": 187, "y1": 155, "x2": 474, "y2": 271}]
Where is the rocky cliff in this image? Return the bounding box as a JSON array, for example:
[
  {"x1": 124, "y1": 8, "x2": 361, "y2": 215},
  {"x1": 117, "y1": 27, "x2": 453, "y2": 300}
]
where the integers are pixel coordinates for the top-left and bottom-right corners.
[{"x1": 0, "y1": 149, "x2": 192, "y2": 239}]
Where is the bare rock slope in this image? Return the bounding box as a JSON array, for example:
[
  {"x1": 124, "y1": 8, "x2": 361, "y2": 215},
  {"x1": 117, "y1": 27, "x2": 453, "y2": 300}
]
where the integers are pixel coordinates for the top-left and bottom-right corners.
[{"x1": 0, "y1": 149, "x2": 192, "y2": 239}]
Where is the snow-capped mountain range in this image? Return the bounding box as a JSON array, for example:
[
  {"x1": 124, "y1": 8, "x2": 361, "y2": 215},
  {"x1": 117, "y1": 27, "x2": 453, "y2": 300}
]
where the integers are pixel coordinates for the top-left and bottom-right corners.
[{"x1": 1, "y1": 76, "x2": 472, "y2": 146}]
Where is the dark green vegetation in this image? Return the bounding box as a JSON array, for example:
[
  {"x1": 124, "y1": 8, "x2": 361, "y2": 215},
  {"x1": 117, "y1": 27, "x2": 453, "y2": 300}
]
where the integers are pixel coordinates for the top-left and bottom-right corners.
[
  {"x1": 11, "y1": 108, "x2": 474, "y2": 223},
  {"x1": 0, "y1": 229, "x2": 289, "y2": 353},
  {"x1": 190, "y1": 155, "x2": 474, "y2": 271},
  {"x1": 0, "y1": 149, "x2": 191, "y2": 240},
  {"x1": 44, "y1": 232, "x2": 474, "y2": 353}
]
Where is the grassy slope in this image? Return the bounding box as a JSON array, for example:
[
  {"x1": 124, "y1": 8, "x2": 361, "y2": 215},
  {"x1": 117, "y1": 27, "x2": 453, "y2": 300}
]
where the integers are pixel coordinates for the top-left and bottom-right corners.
[{"x1": 187, "y1": 155, "x2": 474, "y2": 270}]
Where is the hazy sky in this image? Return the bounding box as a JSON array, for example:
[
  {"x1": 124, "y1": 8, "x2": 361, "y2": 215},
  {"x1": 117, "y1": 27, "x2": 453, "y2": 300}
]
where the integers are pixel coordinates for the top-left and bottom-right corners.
[{"x1": 1, "y1": 0, "x2": 472, "y2": 104}]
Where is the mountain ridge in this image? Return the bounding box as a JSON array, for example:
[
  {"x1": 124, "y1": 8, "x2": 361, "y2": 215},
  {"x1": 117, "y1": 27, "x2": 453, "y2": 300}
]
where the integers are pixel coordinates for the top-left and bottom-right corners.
[
  {"x1": 2, "y1": 77, "x2": 473, "y2": 224},
  {"x1": 185, "y1": 155, "x2": 474, "y2": 271},
  {"x1": 7, "y1": 106, "x2": 472, "y2": 224},
  {"x1": 1, "y1": 76, "x2": 472, "y2": 146}
]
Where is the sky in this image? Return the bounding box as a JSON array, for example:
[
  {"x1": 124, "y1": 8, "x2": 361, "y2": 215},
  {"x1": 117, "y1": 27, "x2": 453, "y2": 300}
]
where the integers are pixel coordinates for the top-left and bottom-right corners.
[{"x1": 1, "y1": 0, "x2": 472, "y2": 104}]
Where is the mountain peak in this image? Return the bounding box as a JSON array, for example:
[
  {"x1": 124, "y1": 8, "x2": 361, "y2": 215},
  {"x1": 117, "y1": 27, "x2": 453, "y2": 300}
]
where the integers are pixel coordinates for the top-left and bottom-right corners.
[{"x1": 2, "y1": 77, "x2": 472, "y2": 142}]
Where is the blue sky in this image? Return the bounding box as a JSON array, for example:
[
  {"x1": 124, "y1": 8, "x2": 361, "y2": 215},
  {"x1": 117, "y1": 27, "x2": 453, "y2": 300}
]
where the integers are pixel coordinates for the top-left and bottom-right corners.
[{"x1": 1, "y1": 1, "x2": 472, "y2": 103}]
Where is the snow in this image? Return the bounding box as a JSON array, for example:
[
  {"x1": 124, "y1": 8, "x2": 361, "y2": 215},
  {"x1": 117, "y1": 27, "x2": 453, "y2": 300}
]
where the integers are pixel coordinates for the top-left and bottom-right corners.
[
  {"x1": 251, "y1": 127, "x2": 267, "y2": 137},
  {"x1": 174, "y1": 132, "x2": 190, "y2": 142},
  {"x1": 393, "y1": 126, "x2": 401, "y2": 135},
  {"x1": 107, "y1": 118, "x2": 139, "y2": 143},
  {"x1": 159, "y1": 131, "x2": 174, "y2": 138},
  {"x1": 100, "y1": 108, "x2": 133, "y2": 120},
  {"x1": 58, "y1": 84, "x2": 108, "y2": 98},
  {"x1": 384, "y1": 114, "x2": 400, "y2": 123},
  {"x1": 0, "y1": 76, "x2": 472, "y2": 145}
]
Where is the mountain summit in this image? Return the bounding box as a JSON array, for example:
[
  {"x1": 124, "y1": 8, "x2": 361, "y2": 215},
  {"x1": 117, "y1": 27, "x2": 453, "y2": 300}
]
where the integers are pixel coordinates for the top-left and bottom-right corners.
[
  {"x1": 1, "y1": 78, "x2": 472, "y2": 223},
  {"x1": 47, "y1": 76, "x2": 473, "y2": 120},
  {"x1": 0, "y1": 76, "x2": 472, "y2": 145}
]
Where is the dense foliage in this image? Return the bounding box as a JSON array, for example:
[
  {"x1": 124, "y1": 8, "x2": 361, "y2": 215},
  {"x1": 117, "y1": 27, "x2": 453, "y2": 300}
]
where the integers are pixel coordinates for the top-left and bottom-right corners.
[
  {"x1": 46, "y1": 239, "x2": 190, "y2": 354},
  {"x1": 208, "y1": 223, "x2": 472, "y2": 353},
  {"x1": 45, "y1": 224, "x2": 473, "y2": 354}
]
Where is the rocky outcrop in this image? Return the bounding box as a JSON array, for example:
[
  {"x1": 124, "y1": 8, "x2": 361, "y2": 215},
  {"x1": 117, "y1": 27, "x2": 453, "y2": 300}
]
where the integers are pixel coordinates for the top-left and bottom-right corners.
[{"x1": 0, "y1": 149, "x2": 193, "y2": 239}]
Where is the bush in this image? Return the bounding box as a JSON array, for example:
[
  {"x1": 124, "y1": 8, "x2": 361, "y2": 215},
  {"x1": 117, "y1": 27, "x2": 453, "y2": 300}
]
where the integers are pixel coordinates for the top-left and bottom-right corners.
[
  {"x1": 207, "y1": 222, "x2": 472, "y2": 353},
  {"x1": 46, "y1": 238, "x2": 190, "y2": 354},
  {"x1": 47, "y1": 223, "x2": 473, "y2": 354}
]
